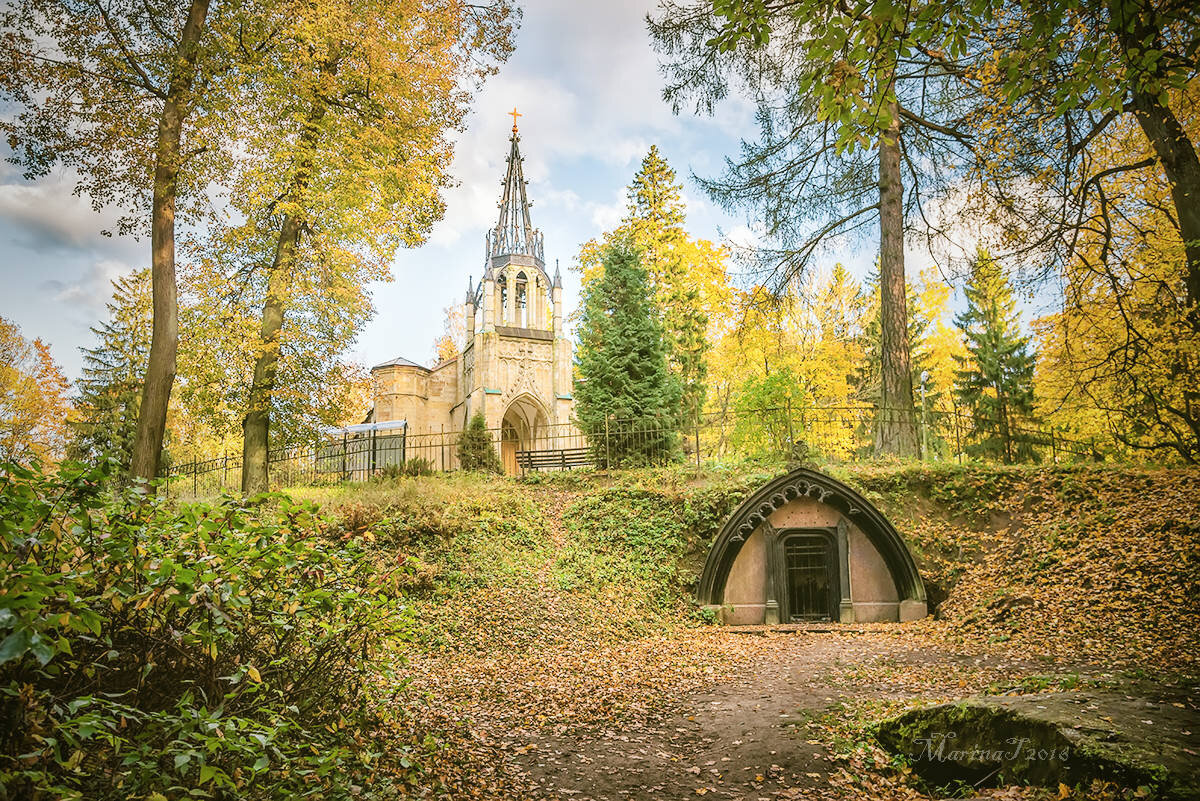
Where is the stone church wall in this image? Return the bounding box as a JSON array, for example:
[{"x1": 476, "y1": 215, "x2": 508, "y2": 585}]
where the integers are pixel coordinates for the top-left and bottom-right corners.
[{"x1": 372, "y1": 359, "x2": 461, "y2": 434}]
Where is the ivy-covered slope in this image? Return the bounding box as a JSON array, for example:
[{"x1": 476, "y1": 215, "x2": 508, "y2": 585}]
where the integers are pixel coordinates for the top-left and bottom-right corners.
[
  {"x1": 842, "y1": 464, "x2": 1200, "y2": 670},
  {"x1": 309, "y1": 462, "x2": 1198, "y2": 672}
]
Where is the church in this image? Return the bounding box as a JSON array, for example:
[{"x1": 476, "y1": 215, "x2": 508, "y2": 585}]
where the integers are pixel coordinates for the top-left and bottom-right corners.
[{"x1": 368, "y1": 116, "x2": 576, "y2": 471}]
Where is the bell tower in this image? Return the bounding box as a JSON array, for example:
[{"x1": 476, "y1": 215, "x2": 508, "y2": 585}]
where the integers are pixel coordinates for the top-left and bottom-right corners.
[{"x1": 460, "y1": 114, "x2": 573, "y2": 467}]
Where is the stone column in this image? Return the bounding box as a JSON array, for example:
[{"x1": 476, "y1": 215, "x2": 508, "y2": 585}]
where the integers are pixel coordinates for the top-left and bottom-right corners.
[
  {"x1": 552, "y1": 282, "x2": 563, "y2": 336},
  {"x1": 837, "y1": 519, "x2": 854, "y2": 623},
  {"x1": 763, "y1": 523, "x2": 780, "y2": 625},
  {"x1": 530, "y1": 276, "x2": 540, "y2": 330},
  {"x1": 505, "y1": 269, "x2": 515, "y2": 325}
]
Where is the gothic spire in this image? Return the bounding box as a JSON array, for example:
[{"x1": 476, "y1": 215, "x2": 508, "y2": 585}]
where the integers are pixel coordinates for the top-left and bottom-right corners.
[{"x1": 488, "y1": 117, "x2": 544, "y2": 264}]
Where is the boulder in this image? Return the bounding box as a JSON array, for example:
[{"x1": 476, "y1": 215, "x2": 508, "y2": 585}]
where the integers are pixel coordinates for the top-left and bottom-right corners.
[{"x1": 875, "y1": 692, "x2": 1199, "y2": 799}]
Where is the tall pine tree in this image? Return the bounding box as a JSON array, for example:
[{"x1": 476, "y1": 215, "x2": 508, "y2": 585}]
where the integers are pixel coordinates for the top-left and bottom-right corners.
[
  {"x1": 954, "y1": 250, "x2": 1038, "y2": 463},
  {"x1": 580, "y1": 146, "x2": 711, "y2": 426},
  {"x1": 574, "y1": 241, "x2": 681, "y2": 467},
  {"x1": 854, "y1": 269, "x2": 941, "y2": 456},
  {"x1": 69, "y1": 271, "x2": 153, "y2": 469}
]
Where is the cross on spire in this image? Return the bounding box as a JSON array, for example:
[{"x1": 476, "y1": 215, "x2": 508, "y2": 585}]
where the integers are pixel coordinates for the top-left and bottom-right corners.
[{"x1": 509, "y1": 107, "x2": 521, "y2": 132}]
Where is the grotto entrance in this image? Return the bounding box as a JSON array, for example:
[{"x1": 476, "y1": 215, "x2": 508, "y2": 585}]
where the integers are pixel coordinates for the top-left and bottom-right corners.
[
  {"x1": 697, "y1": 467, "x2": 927, "y2": 625},
  {"x1": 781, "y1": 530, "x2": 839, "y2": 622}
]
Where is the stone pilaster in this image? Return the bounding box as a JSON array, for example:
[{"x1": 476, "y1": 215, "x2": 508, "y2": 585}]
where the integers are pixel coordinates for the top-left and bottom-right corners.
[{"x1": 482, "y1": 276, "x2": 495, "y2": 332}]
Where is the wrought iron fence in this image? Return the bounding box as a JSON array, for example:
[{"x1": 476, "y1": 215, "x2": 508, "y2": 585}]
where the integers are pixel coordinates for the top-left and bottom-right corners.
[{"x1": 162, "y1": 403, "x2": 1102, "y2": 499}]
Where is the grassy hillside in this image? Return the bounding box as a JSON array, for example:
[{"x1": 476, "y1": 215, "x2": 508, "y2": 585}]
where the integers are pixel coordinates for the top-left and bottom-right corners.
[
  {"x1": 301, "y1": 461, "x2": 1200, "y2": 673},
  {"x1": 845, "y1": 464, "x2": 1200, "y2": 670},
  {"x1": 9, "y1": 460, "x2": 1192, "y2": 799}
]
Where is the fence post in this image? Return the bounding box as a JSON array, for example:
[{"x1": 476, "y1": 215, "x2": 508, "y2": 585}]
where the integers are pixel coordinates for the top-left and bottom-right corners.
[
  {"x1": 440, "y1": 424, "x2": 446, "y2": 472},
  {"x1": 785, "y1": 398, "x2": 794, "y2": 458},
  {"x1": 341, "y1": 432, "x2": 348, "y2": 481},
  {"x1": 370, "y1": 429, "x2": 377, "y2": 477},
  {"x1": 604, "y1": 415, "x2": 611, "y2": 470},
  {"x1": 192, "y1": 459, "x2": 198, "y2": 498},
  {"x1": 222, "y1": 453, "x2": 228, "y2": 490}
]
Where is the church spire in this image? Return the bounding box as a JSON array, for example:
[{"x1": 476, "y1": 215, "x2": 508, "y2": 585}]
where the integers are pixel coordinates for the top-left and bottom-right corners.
[{"x1": 486, "y1": 115, "x2": 544, "y2": 265}]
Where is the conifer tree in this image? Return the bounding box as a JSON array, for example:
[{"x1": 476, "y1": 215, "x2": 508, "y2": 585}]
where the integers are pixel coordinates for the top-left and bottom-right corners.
[
  {"x1": 457, "y1": 411, "x2": 500, "y2": 472},
  {"x1": 854, "y1": 271, "x2": 937, "y2": 411},
  {"x1": 69, "y1": 271, "x2": 153, "y2": 469},
  {"x1": 954, "y1": 250, "x2": 1038, "y2": 463},
  {"x1": 575, "y1": 241, "x2": 681, "y2": 467},
  {"x1": 580, "y1": 147, "x2": 711, "y2": 426}
]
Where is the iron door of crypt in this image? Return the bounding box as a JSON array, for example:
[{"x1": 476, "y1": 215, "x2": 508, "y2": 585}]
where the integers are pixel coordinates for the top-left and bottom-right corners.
[{"x1": 782, "y1": 532, "x2": 838, "y2": 622}]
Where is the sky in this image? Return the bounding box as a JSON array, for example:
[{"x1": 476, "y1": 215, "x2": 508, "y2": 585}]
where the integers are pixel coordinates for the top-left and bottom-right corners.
[{"x1": 0, "y1": 0, "x2": 888, "y2": 382}]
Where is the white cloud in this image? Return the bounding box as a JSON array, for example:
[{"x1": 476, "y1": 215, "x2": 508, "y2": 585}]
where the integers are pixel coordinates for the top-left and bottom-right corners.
[
  {"x1": 41, "y1": 258, "x2": 135, "y2": 313},
  {"x1": 0, "y1": 167, "x2": 142, "y2": 259},
  {"x1": 589, "y1": 187, "x2": 627, "y2": 232},
  {"x1": 724, "y1": 223, "x2": 765, "y2": 251}
]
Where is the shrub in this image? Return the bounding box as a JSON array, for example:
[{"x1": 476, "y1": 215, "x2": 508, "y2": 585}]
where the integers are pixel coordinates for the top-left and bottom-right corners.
[
  {"x1": 378, "y1": 456, "x2": 435, "y2": 479},
  {"x1": 456, "y1": 412, "x2": 501, "y2": 473},
  {"x1": 0, "y1": 459, "x2": 413, "y2": 800}
]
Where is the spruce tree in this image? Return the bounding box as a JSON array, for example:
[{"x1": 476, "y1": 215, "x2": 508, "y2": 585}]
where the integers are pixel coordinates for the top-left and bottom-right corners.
[
  {"x1": 574, "y1": 241, "x2": 681, "y2": 467},
  {"x1": 68, "y1": 271, "x2": 153, "y2": 469},
  {"x1": 457, "y1": 411, "x2": 501, "y2": 472},
  {"x1": 618, "y1": 147, "x2": 710, "y2": 426},
  {"x1": 954, "y1": 250, "x2": 1038, "y2": 463}
]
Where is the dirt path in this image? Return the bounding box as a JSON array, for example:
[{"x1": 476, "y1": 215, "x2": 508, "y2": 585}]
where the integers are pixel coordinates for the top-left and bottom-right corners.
[{"x1": 506, "y1": 631, "x2": 997, "y2": 800}]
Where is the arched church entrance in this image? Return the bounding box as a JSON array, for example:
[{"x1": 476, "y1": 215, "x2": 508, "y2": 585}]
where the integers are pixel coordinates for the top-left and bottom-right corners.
[{"x1": 500, "y1": 394, "x2": 548, "y2": 475}]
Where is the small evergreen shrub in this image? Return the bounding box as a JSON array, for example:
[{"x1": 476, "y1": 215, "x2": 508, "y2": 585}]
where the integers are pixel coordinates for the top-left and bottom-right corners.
[
  {"x1": 0, "y1": 459, "x2": 413, "y2": 799},
  {"x1": 456, "y1": 412, "x2": 501, "y2": 472}
]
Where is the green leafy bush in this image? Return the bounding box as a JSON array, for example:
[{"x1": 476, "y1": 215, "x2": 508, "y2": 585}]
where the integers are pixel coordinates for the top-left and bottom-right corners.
[{"x1": 0, "y1": 459, "x2": 412, "y2": 800}]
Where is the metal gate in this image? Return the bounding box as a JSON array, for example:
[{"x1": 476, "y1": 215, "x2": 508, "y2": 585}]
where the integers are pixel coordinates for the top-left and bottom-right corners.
[{"x1": 784, "y1": 535, "x2": 835, "y2": 621}]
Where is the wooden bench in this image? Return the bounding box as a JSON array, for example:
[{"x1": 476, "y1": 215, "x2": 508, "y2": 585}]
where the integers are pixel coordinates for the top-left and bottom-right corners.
[{"x1": 516, "y1": 447, "x2": 591, "y2": 472}]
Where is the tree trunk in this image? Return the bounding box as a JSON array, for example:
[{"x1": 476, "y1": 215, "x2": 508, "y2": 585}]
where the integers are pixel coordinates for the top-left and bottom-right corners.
[
  {"x1": 241, "y1": 214, "x2": 302, "y2": 495},
  {"x1": 875, "y1": 98, "x2": 919, "y2": 458},
  {"x1": 129, "y1": 0, "x2": 211, "y2": 482},
  {"x1": 1127, "y1": 91, "x2": 1200, "y2": 326},
  {"x1": 1110, "y1": 0, "x2": 1200, "y2": 329}
]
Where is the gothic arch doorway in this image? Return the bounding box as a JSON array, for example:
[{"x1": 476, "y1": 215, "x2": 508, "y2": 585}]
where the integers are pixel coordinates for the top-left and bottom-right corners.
[
  {"x1": 500, "y1": 393, "x2": 548, "y2": 475},
  {"x1": 698, "y1": 467, "x2": 927, "y2": 624}
]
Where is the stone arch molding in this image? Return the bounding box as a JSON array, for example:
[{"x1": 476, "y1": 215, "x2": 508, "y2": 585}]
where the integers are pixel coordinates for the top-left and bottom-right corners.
[
  {"x1": 502, "y1": 391, "x2": 550, "y2": 448},
  {"x1": 697, "y1": 467, "x2": 926, "y2": 618}
]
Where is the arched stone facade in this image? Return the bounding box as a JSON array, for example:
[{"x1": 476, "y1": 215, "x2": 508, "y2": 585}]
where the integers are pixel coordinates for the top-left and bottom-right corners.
[{"x1": 699, "y1": 468, "x2": 926, "y2": 625}]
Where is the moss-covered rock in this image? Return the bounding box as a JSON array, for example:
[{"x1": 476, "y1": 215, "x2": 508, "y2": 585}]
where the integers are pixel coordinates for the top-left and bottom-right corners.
[{"x1": 876, "y1": 692, "x2": 1200, "y2": 798}]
